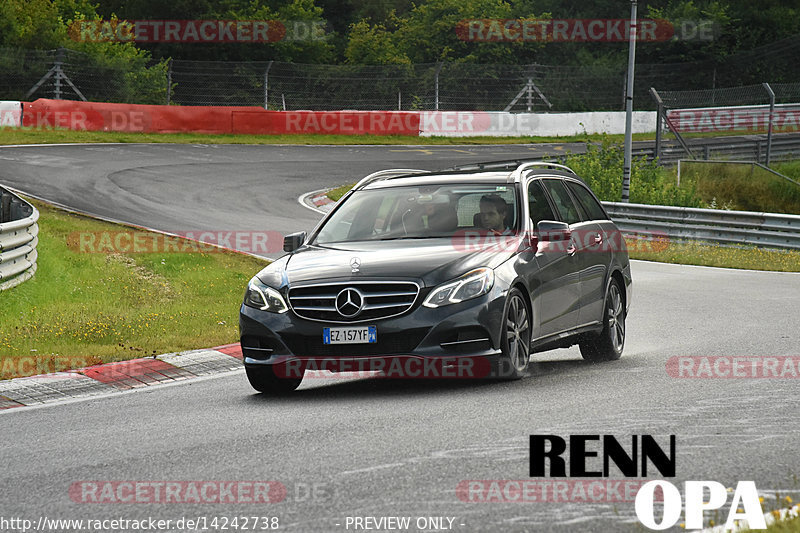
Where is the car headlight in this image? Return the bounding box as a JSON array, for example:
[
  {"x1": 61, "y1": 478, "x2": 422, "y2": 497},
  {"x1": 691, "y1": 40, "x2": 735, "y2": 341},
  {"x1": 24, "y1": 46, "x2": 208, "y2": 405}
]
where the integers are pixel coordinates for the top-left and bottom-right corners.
[
  {"x1": 244, "y1": 277, "x2": 288, "y2": 313},
  {"x1": 423, "y1": 268, "x2": 494, "y2": 308}
]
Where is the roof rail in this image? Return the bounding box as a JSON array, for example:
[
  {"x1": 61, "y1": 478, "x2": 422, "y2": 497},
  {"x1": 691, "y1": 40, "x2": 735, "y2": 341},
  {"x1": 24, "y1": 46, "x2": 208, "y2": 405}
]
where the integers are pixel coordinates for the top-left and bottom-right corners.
[
  {"x1": 449, "y1": 158, "x2": 576, "y2": 175},
  {"x1": 449, "y1": 159, "x2": 535, "y2": 172},
  {"x1": 511, "y1": 161, "x2": 577, "y2": 180},
  {"x1": 353, "y1": 168, "x2": 430, "y2": 190}
]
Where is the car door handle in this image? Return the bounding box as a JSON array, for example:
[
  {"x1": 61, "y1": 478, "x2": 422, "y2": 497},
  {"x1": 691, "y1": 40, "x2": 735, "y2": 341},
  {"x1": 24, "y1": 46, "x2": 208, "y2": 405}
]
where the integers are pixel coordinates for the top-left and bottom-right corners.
[
  {"x1": 593, "y1": 233, "x2": 603, "y2": 246},
  {"x1": 566, "y1": 243, "x2": 577, "y2": 256}
]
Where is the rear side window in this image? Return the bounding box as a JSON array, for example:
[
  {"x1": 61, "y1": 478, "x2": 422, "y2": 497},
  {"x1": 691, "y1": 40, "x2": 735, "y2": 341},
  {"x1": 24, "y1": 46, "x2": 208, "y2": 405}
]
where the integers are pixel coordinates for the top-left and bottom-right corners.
[
  {"x1": 528, "y1": 180, "x2": 557, "y2": 226},
  {"x1": 542, "y1": 179, "x2": 582, "y2": 225},
  {"x1": 566, "y1": 181, "x2": 607, "y2": 221}
]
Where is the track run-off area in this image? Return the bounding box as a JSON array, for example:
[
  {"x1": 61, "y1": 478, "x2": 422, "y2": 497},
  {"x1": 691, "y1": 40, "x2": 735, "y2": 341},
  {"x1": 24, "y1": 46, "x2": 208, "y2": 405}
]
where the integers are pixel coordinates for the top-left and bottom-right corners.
[{"x1": 1, "y1": 143, "x2": 799, "y2": 532}]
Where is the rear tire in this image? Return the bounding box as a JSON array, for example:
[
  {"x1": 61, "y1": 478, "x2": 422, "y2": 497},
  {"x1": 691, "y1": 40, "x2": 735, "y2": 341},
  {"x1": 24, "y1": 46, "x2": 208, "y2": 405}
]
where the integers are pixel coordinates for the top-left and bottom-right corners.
[
  {"x1": 491, "y1": 288, "x2": 531, "y2": 380},
  {"x1": 246, "y1": 364, "x2": 304, "y2": 394},
  {"x1": 580, "y1": 278, "x2": 625, "y2": 362}
]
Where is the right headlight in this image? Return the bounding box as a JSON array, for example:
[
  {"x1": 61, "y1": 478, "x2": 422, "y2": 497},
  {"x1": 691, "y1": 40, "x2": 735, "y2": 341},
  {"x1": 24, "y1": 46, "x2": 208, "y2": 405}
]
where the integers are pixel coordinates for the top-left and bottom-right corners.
[
  {"x1": 243, "y1": 277, "x2": 288, "y2": 313},
  {"x1": 423, "y1": 268, "x2": 494, "y2": 308}
]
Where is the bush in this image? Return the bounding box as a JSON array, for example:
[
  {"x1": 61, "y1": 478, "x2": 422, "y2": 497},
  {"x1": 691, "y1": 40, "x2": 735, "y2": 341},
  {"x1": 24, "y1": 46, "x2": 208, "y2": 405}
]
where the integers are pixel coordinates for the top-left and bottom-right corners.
[{"x1": 565, "y1": 138, "x2": 702, "y2": 207}]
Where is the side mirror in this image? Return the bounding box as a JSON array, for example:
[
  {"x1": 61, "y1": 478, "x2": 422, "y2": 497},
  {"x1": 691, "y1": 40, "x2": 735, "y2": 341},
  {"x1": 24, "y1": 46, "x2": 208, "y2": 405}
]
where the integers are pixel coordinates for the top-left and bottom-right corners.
[
  {"x1": 536, "y1": 220, "x2": 571, "y2": 242},
  {"x1": 283, "y1": 231, "x2": 307, "y2": 252}
]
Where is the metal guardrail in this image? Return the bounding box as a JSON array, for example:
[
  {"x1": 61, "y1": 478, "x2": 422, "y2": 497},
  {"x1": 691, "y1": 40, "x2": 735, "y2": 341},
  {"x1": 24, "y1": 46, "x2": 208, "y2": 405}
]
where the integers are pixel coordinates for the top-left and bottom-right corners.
[
  {"x1": 632, "y1": 132, "x2": 800, "y2": 165},
  {"x1": 0, "y1": 187, "x2": 39, "y2": 291},
  {"x1": 602, "y1": 201, "x2": 800, "y2": 250}
]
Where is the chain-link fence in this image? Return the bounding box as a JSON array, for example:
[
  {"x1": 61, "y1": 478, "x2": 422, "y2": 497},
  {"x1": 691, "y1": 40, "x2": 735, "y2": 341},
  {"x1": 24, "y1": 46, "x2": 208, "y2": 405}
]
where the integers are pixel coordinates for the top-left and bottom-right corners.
[
  {"x1": 653, "y1": 82, "x2": 800, "y2": 109},
  {"x1": 1, "y1": 34, "x2": 799, "y2": 111},
  {"x1": 167, "y1": 61, "x2": 628, "y2": 111},
  {"x1": 0, "y1": 47, "x2": 167, "y2": 104}
]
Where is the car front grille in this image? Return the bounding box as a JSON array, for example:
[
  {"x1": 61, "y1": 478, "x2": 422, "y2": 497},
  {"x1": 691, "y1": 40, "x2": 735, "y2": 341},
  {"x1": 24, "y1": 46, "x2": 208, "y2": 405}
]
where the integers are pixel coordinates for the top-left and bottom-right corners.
[{"x1": 288, "y1": 281, "x2": 420, "y2": 323}]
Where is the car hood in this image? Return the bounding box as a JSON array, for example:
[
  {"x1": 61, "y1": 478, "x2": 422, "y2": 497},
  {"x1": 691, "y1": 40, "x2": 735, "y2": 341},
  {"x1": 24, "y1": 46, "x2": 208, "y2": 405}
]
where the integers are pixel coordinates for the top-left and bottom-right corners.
[{"x1": 255, "y1": 238, "x2": 522, "y2": 289}]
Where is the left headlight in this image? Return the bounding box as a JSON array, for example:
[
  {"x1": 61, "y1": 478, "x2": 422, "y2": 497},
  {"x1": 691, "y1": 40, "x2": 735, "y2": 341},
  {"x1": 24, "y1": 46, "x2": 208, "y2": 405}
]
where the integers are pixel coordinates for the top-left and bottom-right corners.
[
  {"x1": 423, "y1": 268, "x2": 494, "y2": 308},
  {"x1": 243, "y1": 277, "x2": 288, "y2": 313}
]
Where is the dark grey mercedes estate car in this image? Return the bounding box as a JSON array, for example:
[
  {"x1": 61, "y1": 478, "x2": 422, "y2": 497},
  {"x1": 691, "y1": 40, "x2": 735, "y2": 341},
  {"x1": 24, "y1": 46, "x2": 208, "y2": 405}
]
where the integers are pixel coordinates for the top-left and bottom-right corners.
[{"x1": 240, "y1": 162, "x2": 632, "y2": 393}]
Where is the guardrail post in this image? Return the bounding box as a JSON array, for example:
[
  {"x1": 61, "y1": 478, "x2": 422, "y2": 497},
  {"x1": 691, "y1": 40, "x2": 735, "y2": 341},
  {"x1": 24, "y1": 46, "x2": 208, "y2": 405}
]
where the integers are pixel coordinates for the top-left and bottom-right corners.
[
  {"x1": 763, "y1": 83, "x2": 775, "y2": 167},
  {"x1": 1, "y1": 192, "x2": 10, "y2": 223},
  {"x1": 703, "y1": 145, "x2": 710, "y2": 160}
]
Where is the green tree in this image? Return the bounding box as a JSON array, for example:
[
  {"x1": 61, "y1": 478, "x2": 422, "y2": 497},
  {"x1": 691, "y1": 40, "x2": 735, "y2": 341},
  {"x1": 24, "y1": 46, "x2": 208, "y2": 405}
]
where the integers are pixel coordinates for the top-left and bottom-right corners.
[{"x1": 345, "y1": 0, "x2": 548, "y2": 65}]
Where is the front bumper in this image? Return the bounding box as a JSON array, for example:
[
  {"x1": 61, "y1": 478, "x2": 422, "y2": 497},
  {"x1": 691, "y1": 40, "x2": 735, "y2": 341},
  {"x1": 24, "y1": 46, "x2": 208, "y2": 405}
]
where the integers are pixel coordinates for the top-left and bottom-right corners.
[{"x1": 239, "y1": 288, "x2": 506, "y2": 375}]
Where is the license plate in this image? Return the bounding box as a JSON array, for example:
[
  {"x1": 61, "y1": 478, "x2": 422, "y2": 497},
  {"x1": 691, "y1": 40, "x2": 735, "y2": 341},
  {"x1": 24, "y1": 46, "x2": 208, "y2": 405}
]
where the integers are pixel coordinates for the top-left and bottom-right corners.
[{"x1": 323, "y1": 326, "x2": 377, "y2": 345}]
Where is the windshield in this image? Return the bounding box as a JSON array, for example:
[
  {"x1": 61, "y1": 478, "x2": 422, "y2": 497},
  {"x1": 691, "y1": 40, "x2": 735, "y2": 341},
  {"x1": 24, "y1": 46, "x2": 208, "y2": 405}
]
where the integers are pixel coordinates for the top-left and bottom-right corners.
[{"x1": 314, "y1": 183, "x2": 519, "y2": 245}]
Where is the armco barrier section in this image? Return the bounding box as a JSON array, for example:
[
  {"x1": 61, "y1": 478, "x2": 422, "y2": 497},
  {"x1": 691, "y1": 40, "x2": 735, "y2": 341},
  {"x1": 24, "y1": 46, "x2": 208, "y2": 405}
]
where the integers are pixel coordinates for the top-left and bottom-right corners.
[
  {"x1": 0, "y1": 101, "x2": 22, "y2": 127},
  {"x1": 21, "y1": 99, "x2": 420, "y2": 136},
  {"x1": 0, "y1": 187, "x2": 39, "y2": 291},
  {"x1": 632, "y1": 132, "x2": 800, "y2": 165},
  {"x1": 603, "y1": 201, "x2": 800, "y2": 250},
  {"x1": 19, "y1": 100, "x2": 658, "y2": 137},
  {"x1": 420, "y1": 111, "x2": 656, "y2": 137}
]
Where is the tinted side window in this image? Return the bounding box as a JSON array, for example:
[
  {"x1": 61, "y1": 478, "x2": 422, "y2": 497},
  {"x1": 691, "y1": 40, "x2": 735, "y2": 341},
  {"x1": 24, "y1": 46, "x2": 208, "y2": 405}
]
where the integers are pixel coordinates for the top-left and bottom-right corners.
[
  {"x1": 566, "y1": 181, "x2": 607, "y2": 221},
  {"x1": 528, "y1": 180, "x2": 557, "y2": 226},
  {"x1": 542, "y1": 179, "x2": 582, "y2": 225}
]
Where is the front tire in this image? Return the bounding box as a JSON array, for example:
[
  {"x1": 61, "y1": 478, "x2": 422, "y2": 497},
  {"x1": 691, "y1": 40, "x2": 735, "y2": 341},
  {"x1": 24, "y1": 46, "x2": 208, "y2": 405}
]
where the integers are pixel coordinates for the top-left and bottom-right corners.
[
  {"x1": 491, "y1": 288, "x2": 531, "y2": 380},
  {"x1": 246, "y1": 364, "x2": 304, "y2": 394},
  {"x1": 580, "y1": 278, "x2": 625, "y2": 362}
]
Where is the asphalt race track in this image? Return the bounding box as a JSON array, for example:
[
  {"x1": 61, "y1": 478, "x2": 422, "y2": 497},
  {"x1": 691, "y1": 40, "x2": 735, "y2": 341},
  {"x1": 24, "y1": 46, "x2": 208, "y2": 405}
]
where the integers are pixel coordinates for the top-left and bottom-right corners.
[
  {"x1": 1, "y1": 144, "x2": 800, "y2": 532},
  {"x1": 0, "y1": 143, "x2": 587, "y2": 257}
]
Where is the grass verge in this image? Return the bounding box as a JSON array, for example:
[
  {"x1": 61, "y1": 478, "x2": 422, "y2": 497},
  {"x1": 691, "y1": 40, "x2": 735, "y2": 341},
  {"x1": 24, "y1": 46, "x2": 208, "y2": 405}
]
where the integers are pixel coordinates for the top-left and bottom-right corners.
[
  {"x1": 0, "y1": 198, "x2": 268, "y2": 379},
  {"x1": 327, "y1": 183, "x2": 355, "y2": 202},
  {"x1": 11, "y1": 125, "x2": 756, "y2": 146},
  {"x1": 759, "y1": 512, "x2": 800, "y2": 532},
  {"x1": 0, "y1": 125, "x2": 769, "y2": 147},
  {"x1": 629, "y1": 240, "x2": 800, "y2": 272},
  {"x1": 0, "y1": 126, "x2": 643, "y2": 145},
  {"x1": 674, "y1": 161, "x2": 800, "y2": 214}
]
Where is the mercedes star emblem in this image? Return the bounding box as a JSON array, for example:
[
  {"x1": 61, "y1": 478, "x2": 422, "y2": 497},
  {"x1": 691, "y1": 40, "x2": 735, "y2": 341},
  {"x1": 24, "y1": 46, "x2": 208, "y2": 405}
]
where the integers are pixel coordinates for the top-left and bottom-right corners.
[{"x1": 335, "y1": 288, "x2": 364, "y2": 318}]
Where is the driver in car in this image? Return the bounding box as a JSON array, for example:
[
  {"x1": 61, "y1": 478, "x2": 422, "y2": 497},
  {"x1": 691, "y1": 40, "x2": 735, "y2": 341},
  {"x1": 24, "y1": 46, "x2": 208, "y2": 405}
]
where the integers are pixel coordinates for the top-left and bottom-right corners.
[{"x1": 478, "y1": 194, "x2": 511, "y2": 235}]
